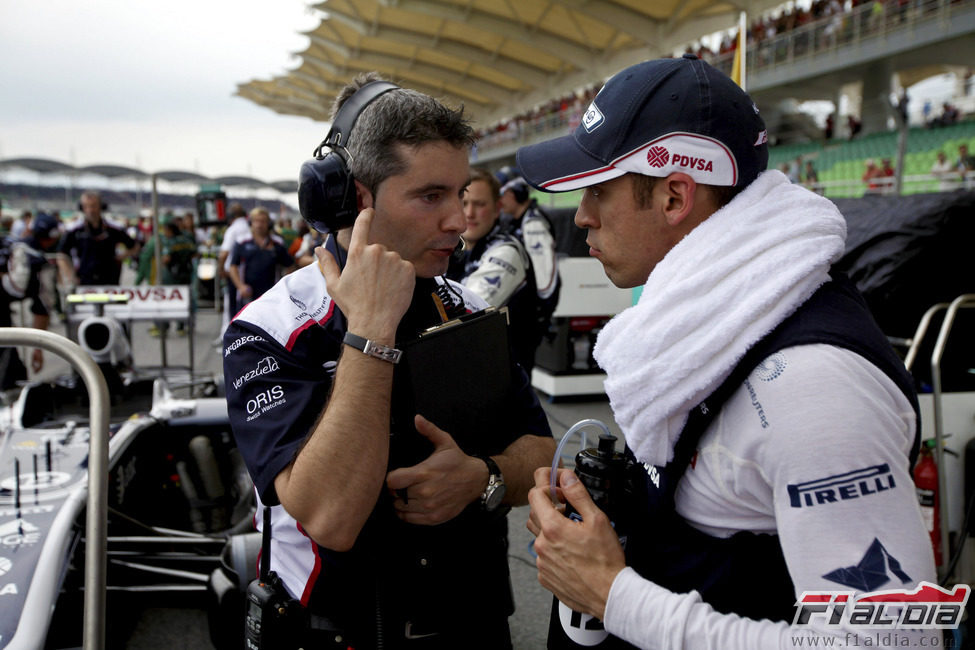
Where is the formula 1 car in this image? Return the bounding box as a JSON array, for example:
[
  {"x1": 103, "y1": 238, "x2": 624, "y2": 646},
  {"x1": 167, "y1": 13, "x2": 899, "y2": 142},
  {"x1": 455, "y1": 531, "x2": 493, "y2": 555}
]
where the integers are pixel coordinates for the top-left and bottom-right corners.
[{"x1": 0, "y1": 294, "x2": 256, "y2": 649}]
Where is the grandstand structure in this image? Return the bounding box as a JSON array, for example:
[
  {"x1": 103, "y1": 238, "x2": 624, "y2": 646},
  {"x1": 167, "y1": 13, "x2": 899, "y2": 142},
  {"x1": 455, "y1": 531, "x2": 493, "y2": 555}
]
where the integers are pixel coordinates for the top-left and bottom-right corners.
[
  {"x1": 235, "y1": 0, "x2": 975, "y2": 202},
  {"x1": 469, "y1": 0, "x2": 975, "y2": 201}
]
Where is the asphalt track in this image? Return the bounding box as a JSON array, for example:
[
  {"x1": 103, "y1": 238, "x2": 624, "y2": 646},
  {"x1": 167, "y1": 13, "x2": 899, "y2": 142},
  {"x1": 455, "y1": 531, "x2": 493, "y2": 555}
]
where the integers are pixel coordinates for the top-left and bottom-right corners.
[{"x1": 24, "y1": 270, "x2": 621, "y2": 649}]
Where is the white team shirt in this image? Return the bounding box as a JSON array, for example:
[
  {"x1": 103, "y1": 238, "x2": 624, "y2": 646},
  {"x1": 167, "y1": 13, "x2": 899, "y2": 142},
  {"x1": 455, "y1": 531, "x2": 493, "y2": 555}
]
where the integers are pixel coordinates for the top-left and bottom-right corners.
[{"x1": 603, "y1": 344, "x2": 937, "y2": 649}]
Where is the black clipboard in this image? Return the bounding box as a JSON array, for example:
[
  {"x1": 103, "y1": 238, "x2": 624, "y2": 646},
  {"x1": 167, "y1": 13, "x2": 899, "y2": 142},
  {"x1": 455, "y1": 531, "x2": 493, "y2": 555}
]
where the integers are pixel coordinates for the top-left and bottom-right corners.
[{"x1": 398, "y1": 307, "x2": 512, "y2": 455}]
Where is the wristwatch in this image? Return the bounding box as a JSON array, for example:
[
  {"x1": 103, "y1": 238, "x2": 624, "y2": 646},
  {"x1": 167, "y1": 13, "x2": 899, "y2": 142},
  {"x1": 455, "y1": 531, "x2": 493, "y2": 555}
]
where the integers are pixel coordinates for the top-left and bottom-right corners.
[
  {"x1": 475, "y1": 455, "x2": 506, "y2": 512},
  {"x1": 342, "y1": 331, "x2": 402, "y2": 364}
]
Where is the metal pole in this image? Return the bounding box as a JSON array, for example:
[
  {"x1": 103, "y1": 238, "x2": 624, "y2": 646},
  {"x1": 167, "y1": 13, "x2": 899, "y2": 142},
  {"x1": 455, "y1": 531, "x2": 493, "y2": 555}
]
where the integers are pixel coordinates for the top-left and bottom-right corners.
[
  {"x1": 151, "y1": 174, "x2": 168, "y2": 367},
  {"x1": 0, "y1": 328, "x2": 110, "y2": 650}
]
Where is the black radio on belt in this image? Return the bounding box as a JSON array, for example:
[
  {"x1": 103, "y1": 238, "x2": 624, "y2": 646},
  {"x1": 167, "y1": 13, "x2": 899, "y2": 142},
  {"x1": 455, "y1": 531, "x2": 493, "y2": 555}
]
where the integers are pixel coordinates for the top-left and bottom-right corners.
[{"x1": 244, "y1": 507, "x2": 307, "y2": 649}]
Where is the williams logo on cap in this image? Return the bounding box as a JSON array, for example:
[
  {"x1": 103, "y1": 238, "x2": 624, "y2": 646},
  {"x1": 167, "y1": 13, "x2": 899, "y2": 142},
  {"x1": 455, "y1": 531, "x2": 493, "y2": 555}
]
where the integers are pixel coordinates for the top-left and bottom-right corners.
[{"x1": 582, "y1": 102, "x2": 605, "y2": 133}]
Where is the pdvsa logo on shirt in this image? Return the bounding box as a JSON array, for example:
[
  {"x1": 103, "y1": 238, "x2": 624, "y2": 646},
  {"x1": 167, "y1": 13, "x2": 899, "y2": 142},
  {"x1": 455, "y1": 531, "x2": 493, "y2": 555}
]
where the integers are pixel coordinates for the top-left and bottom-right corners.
[{"x1": 787, "y1": 464, "x2": 895, "y2": 508}]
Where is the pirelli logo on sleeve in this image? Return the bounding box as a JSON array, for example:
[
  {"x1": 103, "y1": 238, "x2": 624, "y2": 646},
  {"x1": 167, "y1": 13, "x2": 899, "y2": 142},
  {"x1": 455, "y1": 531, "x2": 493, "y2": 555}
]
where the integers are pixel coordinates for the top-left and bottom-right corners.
[{"x1": 787, "y1": 464, "x2": 895, "y2": 508}]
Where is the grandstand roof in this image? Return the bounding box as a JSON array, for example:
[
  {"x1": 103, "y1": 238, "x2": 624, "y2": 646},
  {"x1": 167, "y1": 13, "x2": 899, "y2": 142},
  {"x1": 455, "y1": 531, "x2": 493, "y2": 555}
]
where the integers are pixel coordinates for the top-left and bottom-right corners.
[
  {"x1": 78, "y1": 164, "x2": 150, "y2": 179},
  {"x1": 1, "y1": 158, "x2": 77, "y2": 174},
  {"x1": 212, "y1": 175, "x2": 274, "y2": 188},
  {"x1": 236, "y1": 0, "x2": 786, "y2": 127},
  {"x1": 0, "y1": 157, "x2": 294, "y2": 194}
]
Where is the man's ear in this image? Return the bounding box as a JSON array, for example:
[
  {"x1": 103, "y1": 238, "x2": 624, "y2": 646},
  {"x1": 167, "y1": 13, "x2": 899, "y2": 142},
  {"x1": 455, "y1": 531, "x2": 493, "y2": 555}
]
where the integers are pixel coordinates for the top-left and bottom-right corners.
[
  {"x1": 354, "y1": 179, "x2": 374, "y2": 211},
  {"x1": 660, "y1": 173, "x2": 697, "y2": 227}
]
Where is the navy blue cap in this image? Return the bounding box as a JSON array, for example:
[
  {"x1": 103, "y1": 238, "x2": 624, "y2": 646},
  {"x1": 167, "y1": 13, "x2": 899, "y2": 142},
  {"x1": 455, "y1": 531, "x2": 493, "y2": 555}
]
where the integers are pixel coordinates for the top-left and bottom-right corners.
[
  {"x1": 31, "y1": 212, "x2": 61, "y2": 240},
  {"x1": 516, "y1": 55, "x2": 768, "y2": 192}
]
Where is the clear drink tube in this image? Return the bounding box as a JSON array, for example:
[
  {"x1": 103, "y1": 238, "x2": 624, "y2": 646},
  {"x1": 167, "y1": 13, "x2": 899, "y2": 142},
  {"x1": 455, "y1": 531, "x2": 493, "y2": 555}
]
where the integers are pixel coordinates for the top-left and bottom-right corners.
[{"x1": 550, "y1": 418, "x2": 613, "y2": 501}]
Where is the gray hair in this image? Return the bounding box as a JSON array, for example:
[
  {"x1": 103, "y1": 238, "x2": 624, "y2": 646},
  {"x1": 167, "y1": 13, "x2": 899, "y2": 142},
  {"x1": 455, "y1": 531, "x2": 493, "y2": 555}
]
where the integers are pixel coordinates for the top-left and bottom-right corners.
[{"x1": 331, "y1": 72, "x2": 475, "y2": 194}]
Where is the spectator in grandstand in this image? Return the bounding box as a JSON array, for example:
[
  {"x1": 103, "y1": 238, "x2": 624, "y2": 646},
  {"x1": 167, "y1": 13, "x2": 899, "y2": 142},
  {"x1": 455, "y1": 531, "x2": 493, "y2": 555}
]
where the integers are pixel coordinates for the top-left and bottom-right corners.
[
  {"x1": 56, "y1": 190, "x2": 139, "y2": 286},
  {"x1": 824, "y1": 113, "x2": 834, "y2": 140},
  {"x1": 862, "y1": 158, "x2": 883, "y2": 194},
  {"x1": 519, "y1": 54, "x2": 934, "y2": 650},
  {"x1": 930, "y1": 150, "x2": 956, "y2": 191},
  {"x1": 878, "y1": 158, "x2": 896, "y2": 194},
  {"x1": 786, "y1": 157, "x2": 801, "y2": 183},
  {"x1": 803, "y1": 160, "x2": 819, "y2": 189},
  {"x1": 956, "y1": 143, "x2": 975, "y2": 177},
  {"x1": 847, "y1": 114, "x2": 862, "y2": 139},
  {"x1": 448, "y1": 168, "x2": 540, "y2": 373},
  {"x1": 228, "y1": 207, "x2": 294, "y2": 308},
  {"x1": 942, "y1": 102, "x2": 960, "y2": 126}
]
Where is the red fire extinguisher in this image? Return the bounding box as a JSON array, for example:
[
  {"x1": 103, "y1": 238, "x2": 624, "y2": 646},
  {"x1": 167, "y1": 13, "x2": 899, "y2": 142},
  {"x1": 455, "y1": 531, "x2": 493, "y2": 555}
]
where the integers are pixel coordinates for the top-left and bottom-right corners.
[{"x1": 915, "y1": 439, "x2": 941, "y2": 566}]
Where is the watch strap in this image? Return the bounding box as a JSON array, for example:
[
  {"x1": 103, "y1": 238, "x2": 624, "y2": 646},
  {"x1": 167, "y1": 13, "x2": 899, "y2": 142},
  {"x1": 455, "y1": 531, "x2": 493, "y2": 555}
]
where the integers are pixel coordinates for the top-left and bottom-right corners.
[
  {"x1": 474, "y1": 454, "x2": 504, "y2": 506},
  {"x1": 475, "y1": 455, "x2": 502, "y2": 481},
  {"x1": 342, "y1": 331, "x2": 402, "y2": 364}
]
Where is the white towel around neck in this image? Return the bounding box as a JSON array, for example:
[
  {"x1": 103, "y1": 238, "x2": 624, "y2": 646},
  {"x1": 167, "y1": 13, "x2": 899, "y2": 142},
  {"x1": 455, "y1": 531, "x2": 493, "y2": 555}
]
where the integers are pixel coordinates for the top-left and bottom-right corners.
[{"x1": 592, "y1": 169, "x2": 847, "y2": 467}]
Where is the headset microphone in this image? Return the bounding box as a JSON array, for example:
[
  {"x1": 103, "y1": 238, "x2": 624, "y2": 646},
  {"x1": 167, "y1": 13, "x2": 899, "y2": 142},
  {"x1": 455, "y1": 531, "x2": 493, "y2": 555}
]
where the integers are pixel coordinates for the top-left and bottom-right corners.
[
  {"x1": 298, "y1": 80, "x2": 400, "y2": 235},
  {"x1": 451, "y1": 237, "x2": 467, "y2": 261}
]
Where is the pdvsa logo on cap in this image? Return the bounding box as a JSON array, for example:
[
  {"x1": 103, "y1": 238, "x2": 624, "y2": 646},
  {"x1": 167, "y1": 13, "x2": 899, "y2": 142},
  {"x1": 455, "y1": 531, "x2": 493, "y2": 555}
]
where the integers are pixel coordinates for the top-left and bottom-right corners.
[
  {"x1": 582, "y1": 102, "x2": 605, "y2": 133},
  {"x1": 647, "y1": 146, "x2": 669, "y2": 168}
]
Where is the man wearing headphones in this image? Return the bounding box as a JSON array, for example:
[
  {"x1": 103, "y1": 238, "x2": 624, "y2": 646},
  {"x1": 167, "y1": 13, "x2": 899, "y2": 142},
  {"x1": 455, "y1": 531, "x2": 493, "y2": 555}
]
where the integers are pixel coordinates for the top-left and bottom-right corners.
[
  {"x1": 56, "y1": 190, "x2": 139, "y2": 286},
  {"x1": 223, "y1": 73, "x2": 555, "y2": 648},
  {"x1": 449, "y1": 168, "x2": 540, "y2": 374}
]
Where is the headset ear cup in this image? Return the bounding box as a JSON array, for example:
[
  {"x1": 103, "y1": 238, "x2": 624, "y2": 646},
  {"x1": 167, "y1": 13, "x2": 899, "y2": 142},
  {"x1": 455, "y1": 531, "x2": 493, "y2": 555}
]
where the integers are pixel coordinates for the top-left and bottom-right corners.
[{"x1": 298, "y1": 152, "x2": 359, "y2": 234}]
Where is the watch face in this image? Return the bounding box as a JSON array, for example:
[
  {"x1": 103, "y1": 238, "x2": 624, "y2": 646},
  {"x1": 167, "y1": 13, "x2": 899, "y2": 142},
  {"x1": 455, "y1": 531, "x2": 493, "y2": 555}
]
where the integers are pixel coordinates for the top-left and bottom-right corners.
[{"x1": 484, "y1": 481, "x2": 506, "y2": 511}]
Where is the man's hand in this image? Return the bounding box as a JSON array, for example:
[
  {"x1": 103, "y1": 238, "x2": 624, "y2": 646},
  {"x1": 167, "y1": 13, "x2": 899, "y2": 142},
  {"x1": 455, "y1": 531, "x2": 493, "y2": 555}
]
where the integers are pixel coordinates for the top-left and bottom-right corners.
[
  {"x1": 316, "y1": 208, "x2": 414, "y2": 342},
  {"x1": 238, "y1": 284, "x2": 253, "y2": 299},
  {"x1": 526, "y1": 467, "x2": 626, "y2": 620},
  {"x1": 386, "y1": 414, "x2": 486, "y2": 525}
]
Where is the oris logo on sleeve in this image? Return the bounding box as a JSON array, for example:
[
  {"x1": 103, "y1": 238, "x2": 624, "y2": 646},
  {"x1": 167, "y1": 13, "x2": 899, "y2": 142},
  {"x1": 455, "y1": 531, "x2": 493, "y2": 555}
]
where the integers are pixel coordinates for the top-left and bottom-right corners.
[{"x1": 245, "y1": 385, "x2": 286, "y2": 422}]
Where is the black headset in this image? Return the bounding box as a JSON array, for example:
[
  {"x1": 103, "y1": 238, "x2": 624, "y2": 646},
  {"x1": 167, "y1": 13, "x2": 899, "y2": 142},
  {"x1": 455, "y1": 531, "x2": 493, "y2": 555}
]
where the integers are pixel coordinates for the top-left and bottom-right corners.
[{"x1": 298, "y1": 80, "x2": 401, "y2": 234}]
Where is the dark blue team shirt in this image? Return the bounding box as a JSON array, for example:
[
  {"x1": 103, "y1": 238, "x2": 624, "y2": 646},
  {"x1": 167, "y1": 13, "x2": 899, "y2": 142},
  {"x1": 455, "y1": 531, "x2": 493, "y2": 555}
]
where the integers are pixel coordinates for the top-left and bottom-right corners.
[
  {"x1": 58, "y1": 220, "x2": 136, "y2": 285},
  {"x1": 230, "y1": 237, "x2": 293, "y2": 302}
]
